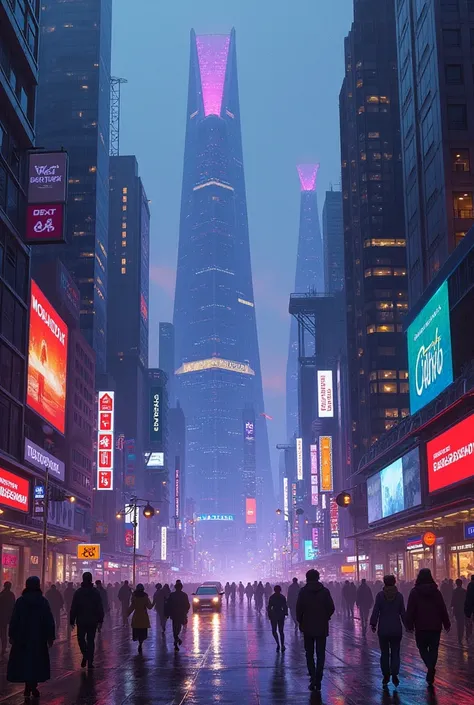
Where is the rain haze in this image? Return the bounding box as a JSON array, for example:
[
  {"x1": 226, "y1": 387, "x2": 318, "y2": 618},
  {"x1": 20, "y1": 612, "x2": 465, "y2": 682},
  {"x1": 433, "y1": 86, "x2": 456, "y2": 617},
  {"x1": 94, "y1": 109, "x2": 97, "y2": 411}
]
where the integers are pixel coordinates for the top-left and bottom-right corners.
[{"x1": 112, "y1": 0, "x2": 354, "y2": 481}]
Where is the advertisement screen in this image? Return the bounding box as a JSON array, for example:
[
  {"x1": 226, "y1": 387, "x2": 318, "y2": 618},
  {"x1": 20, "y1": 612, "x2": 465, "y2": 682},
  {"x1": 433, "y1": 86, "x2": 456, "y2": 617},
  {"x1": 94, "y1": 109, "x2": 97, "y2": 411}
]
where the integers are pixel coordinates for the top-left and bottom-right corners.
[
  {"x1": 244, "y1": 420, "x2": 255, "y2": 441},
  {"x1": 283, "y1": 477, "x2": 289, "y2": 520},
  {"x1": 320, "y1": 436, "x2": 333, "y2": 492},
  {"x1": 296, "y1": 437, "x2": 303, "y2": 481},
  {"x1": 28, "y1": 152, "x2": 68, "y2": 204},
  {"x1": 145, "y1": 452, "x2": 164, "y2": 468},
  {"x1": 197, "y1": 514, "x2": 235, "y2": 522},
  {"x1": 407, "y1": 281, "x2": 453, "y2": 414},
  {"x1": 310, "y1": 444, "x2": 319, "y2": 506},
  {"x1": 304, "y1": 540, "x2": 318, "y2": 561},
  {"x1": 27, "y1": 280, "x2": 68, "y2": 434},
  {"x1": 367, "y1": 447, "x2": 421, "y2": 523},
  {"x1": 97, "y1": 392, "x2": 114, "y2": 490},
  {"x1": 26, "y1": 204, "x2": 65, "y2": 244},
  {"x1": 0, "y1": 468, "x2": 30, "y2": 513},
  {"x1": 149, "y1": 388, "x2": 163, "y2": 445},
  {"x1": 246, "y1": 498, "x2": 257, "y2": 525},
  {"x1": 427, "y1": 413, "x2": 474, "y2": 493},
  {"x1": 317, "y1": 371, "x2": 334, "y2": 418}
]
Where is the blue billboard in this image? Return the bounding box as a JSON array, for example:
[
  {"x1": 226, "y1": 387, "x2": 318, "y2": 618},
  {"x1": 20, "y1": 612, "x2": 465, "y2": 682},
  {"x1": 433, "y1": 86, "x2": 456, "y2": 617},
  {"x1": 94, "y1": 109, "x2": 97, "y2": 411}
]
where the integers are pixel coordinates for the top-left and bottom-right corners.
[
  {"x1": 407, "y1": 281, "x2": 453, "y2": 414},
  {"x1": 304, "y1": 540, "x2": 318, "y2": 561},
  {"x1": 367, "y1": 447, "x2": 422, "y2": 524}
]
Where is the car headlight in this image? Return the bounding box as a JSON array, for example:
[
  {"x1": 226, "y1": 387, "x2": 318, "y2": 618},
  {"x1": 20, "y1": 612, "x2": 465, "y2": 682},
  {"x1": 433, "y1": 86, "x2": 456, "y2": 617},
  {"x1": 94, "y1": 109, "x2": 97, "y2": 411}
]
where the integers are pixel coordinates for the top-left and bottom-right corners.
[
  {"x1": 193, "y1": 598, "x2": 200, "y2": 603},
  {"x1": 212, "y1": 597, "x2": 219, "y2": 604}
]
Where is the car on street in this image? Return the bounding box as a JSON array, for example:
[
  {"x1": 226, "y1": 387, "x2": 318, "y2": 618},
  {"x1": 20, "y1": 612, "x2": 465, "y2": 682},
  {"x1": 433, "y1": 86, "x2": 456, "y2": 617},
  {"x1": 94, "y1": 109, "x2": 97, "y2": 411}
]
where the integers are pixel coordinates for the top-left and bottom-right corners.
[{"x1": 192, "y1": 584, "x2": 223, "y2": 613}]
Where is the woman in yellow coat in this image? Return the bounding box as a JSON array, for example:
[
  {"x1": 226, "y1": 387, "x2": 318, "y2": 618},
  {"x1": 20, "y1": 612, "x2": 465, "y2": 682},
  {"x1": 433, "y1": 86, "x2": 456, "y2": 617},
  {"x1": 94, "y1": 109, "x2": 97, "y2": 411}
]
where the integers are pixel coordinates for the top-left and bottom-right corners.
[{"x1": 127, "y1": 584, "x2": 152, "y2": 653}]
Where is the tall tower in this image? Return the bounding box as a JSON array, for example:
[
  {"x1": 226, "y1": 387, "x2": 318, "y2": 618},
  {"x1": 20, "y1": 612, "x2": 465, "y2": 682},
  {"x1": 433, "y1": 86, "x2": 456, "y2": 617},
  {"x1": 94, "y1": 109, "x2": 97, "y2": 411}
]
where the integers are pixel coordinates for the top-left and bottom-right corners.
[
  {"x1": 323, "y1": 188, "x2": 344, "y2": 294},
  {"x1": 286, "y1": 165, "x2": 324, "y2": 440},
  {"x1": 173, "y1": 30, "x2": 273, "y2": 551}
]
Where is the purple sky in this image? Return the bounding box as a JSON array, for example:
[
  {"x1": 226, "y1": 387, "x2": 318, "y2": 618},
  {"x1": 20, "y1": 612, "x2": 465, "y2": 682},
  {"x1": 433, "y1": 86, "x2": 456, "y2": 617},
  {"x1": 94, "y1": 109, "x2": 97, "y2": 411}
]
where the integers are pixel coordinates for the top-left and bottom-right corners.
[{"x1": 112, "y1": 0, "x2": 354, "y2": 482}]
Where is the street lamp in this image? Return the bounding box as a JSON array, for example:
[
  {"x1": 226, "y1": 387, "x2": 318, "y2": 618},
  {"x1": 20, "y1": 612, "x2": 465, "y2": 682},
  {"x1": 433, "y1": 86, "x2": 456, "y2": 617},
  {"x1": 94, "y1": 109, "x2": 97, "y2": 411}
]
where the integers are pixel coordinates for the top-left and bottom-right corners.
[{"x1": 116, "y1": 496, "x2": 156, "y2": 585}]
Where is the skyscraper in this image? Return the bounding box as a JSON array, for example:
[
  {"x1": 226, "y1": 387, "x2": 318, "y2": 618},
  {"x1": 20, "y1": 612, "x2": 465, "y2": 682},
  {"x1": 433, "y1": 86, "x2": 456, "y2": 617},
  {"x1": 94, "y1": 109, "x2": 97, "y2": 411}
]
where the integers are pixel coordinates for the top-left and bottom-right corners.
[
  {"x1": 159, "y1": 322, "x2": 175, "y2": 404},
  {"x1": 323, "y1": 188, "x2": 344, "y2": 294},
  {"x1": 286, "y1": 164, "x2": 324, "y2": 440},
  {"x1": 33, "y1": 0, "x2": 112, "y2": 372},
  {"x1": 340, "y1": 0, "x2": 409, "y2": 468},
  {"x1": 173, "y1": 30, "x2": 273, "y2": 547}
]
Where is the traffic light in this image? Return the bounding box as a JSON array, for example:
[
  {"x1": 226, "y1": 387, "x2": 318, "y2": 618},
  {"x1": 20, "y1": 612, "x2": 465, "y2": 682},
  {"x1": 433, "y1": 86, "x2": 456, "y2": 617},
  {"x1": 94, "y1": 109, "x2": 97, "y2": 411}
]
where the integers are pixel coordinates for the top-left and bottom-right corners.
[
  {"x1": 49, "y1": 486, "x2": 75, "y2": 503},
  {"x1": 335, "y1": 491, "x2": 352, "y2": 508}
]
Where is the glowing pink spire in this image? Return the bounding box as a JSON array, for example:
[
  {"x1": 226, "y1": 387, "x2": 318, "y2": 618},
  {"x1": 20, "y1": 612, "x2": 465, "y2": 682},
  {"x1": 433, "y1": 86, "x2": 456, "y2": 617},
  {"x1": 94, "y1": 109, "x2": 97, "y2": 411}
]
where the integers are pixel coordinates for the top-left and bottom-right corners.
[
  {"x1": 297, "y1": 164, "x2": 320, "y2": 192},
  {"x1": 196, "y1": 34, "x2": 231, "y2": 117}
]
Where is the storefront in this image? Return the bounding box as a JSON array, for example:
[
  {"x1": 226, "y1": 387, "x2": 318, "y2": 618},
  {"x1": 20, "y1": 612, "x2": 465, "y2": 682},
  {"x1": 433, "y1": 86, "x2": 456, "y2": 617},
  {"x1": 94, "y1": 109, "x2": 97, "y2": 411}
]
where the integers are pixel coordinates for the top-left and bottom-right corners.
[
  {"x1": 449, "y1": 541, "x2": 474, "y2": 580},
  {"x1": 1, "y1": 545, "x2": 21, "y2": 588}
]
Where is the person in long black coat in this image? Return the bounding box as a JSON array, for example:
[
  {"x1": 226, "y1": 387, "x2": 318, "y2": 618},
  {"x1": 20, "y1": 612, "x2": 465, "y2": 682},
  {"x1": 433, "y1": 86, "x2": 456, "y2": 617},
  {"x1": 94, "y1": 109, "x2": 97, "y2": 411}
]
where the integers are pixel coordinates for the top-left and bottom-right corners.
[{"x1": 7, "y1": 576, "x2": 55, "y2": 699}]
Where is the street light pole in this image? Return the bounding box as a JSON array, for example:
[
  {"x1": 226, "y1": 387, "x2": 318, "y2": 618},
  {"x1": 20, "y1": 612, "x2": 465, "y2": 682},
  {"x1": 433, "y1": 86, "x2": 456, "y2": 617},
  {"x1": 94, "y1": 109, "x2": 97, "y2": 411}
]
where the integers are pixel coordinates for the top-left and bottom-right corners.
[
  {"x1": 41, "y1": 467, "x2": 49, "y2": 589},
  {"x1": 132, "y1": 500, "x2": 138, "y2": 587}
]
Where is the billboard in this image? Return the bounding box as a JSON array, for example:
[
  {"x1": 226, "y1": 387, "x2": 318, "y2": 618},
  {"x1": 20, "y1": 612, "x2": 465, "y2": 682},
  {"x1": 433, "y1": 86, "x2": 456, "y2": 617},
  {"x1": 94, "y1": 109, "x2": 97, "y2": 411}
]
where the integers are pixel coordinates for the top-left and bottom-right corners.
[
  {"x1": 304, "y1": 540, "x2": 318, "y2": 561},
  {"x1": 367, "y1": 447, "x2": 422, "y2": 523},
  {"x1": 149, "y1": 388, "x2": 163, "y2": 444},
  {"x1": 320, "y1": 436, "x2": 333, "y2": 492},
  {"x1": 317, "y1": 370, "x2": 334, "y2": 418},
  {"x1": 28, "y1": 152, "x2": 68, "y2": 204},
  {"x1": 0, "y1": 468, "x2": 30, "y2": 513},
  {"x1": 24, "y1": 438, "x2": 65, "y2": 482},
  {"x1": 145, "y1": 451, "x2": 164, "y2": 468},
  {"x1": 161, "y1": 526, "x2": 167, "y2": 561},
  {"x1": 427, "y1": 413, "x2": 474, "y2": 493},
  {"x1": 407, "y1": 281, "x2": 453, "y2": 414},
  {"x1": 125, "y1": 503, "x2": 138, "y2": 550},
  {"x1": 283, "y1": 477, "x2": 289, "y2": 520},
  {"x1": 310, "y1": 443, "x2": 319, "y2": 506},
  {"x1": 27, "y1": 280, "x2": 68, "y2": 434},
  {"x1": 175, "y1": 464, "x2": 180, "y2": 519},
  {"x1": 246, "y1": 498, "x2": 257, "y2": 525},
  {"x1": 26, "y1": 204, "x2": 65, "y2": 244},
  {"x1": 296, "y1": 437, "x2": 303, "y2": 481},
  {"x1": 77, "y1": 544, "x2": 100, "y2": 560},
  {"x1": 197, "y1": 514, "x2": 235, "y2": 522},
  {"x1": 330, "y1": 497, "x2": 340, "y2": 550},
  {"x1": 97, "y1": 392, "x2": 115, "y2": 490}
]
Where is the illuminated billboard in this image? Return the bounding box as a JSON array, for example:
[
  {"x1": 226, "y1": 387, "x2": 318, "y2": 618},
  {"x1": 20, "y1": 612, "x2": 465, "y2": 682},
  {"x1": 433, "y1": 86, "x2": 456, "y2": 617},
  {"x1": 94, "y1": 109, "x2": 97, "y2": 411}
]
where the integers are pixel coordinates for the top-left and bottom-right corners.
[
  {"x1": 427, "y1": 413, "x2": 474, "y2": 493},
  {"x1": 330, "y1": 497, "x2": 340, "y2": 550},
  {"x1": 161, "y1": 526, "x2": 167, "y2": 561},
  {"x1": 0, "y1": 467, "x2": 30, "y2": 513},
  {"x1": 144, "y1": 452, "x2": 164, "y2": 468},
  {"x1": 304, "y1": 540, "x2": 318, "y2": 561},
  {"x1": 246, "y1": 498, "x2": 257, "y2": 525},
  {"x1": 26, "y1": 204, "x2": 65, "y2": 244},
  {"x1": 320, "y1": 436, "x2": 333, "y2": 492},
  {"x1": 97, "y1": 392, "x2": 115, "y2": 490},
  {"x1": 317, "y1": 371, "x2": 334, "y2": 418},
  {"x1": 125, "y1": 503, "x2": 138, "y2": 550},
  {"x1": 367, "y1": 447, "x2": 421, "y2": 523},
  {"x1": 197, "y1": 514, "x2": 235, "y2": 522},
  {"x1": 283, "y1": 477, "x2": 289, "y2": 520},
  {"x1": 28, "y1": 152, "x2": 68, "y2": 204},
  {"x1": 407, "y1": 281, "x2": 453, "y2": 414},
  {"x1": 296, "y1": 437, "x2": 303, "y2": 481},
  {"x1": 27, "y1": 280, "x2": 68, "y2": 434},
  {"x1": 310, "y1": 443, "x2": 319, "y2": 506},
  {"x1": 149, "y1": 388, "x2": 163, "y2": 444}
]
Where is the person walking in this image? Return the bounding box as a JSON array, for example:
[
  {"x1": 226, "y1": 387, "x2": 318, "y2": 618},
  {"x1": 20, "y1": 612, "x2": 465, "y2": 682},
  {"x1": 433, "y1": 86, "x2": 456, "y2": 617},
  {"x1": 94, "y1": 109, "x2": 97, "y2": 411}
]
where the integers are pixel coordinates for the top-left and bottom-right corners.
[
  {"x1": 154, "y1": 583, "x2": 171, "y2": 635},
  {"x1": 238, "y1": 581, "x2": 245, "y2": 605},
  {"x1": 70, "y1": 572, "x2": 104, "y2": 669},
  {"x1": 451, "y1": 579, "x2": 467, "y2": 645},
  {"x1": 244, "y1": 582, "x2": 253, "y2": 607},
  {"x1": 7, "y1": 576, "x2": 55, "y2": 699},
  {"x1": 45, "y1": 583, "x2": 64, "y2": 632},
  {"x1": 118, "y1": 580, "x2": 132, "y2": 626},
  {"x1": 151, "y1": 583, "x2": 162, "y2": 613},
  {"x1": 464, "y1": 574, "x2": 474, "y2": 641},
  {"x1": 296, "y1": 569, "x2": 335, "y2": 692},
  {"x1": 224, "y1": 582, "x2": 231, "y2": 606},
  {"x1": 255, "y1": 582, "x2": 265, "y2": 613},
  {"x1": 406, "y1": 568, "x2": 451, "y2": 686},
  {"x1": 63, "y1": 583, "x2": 75, "y2": 617},
  {"x1": 356, "y1": 578, "x2": 374, "y2": 634},
  {"x1": 95, "y1": 580, "x2": 110, "y2": 619},
  {"x1": 264, "y1": 582, "x2": 272, "y2": 606},
  {"x1": 370, "y1": 575, "x2": 406, "y2": 688},
  {"x1": 0, "y1": 581, "x2": 15, "y2": 658},
  {"x1": 230, "y1": 581, "x2": 237, "y2": 604},
  {"x1": 267, "y1": 585, "x2": 288, "y2": 652},
  {"x1": 166, "y1": 580, "x2": 190, "y2": 651},
  {"x1": 287, "y1": 577, "x2": 300, "y2": 631},
  {"x1": 128, "y1": 584, "x2": 152, "y2": 654}
]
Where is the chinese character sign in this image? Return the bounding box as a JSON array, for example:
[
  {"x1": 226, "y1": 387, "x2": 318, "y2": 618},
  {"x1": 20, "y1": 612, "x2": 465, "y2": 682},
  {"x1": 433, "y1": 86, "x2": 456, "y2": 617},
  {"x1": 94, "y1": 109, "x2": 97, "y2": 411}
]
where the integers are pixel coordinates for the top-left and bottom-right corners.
[{"x1": 97, "y1": 392, "x2": 114, "y2": 490}]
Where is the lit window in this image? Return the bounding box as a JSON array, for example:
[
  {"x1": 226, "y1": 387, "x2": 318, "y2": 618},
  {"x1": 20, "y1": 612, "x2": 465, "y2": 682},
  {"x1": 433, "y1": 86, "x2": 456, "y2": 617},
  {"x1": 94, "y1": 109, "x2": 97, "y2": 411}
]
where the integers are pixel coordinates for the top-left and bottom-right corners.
[
  {"x1": 357, "y1": 79, "x2": 363, "y2": 88},
  {"x1": 122, "y1": 223, "x2": 127, "y2": 229},
  {"x1": 384, "y1": 409, "x2": 399, "y2": 418},
  {"x1": 451, "y1": 149, "x2": 470, "y2": 172},
  {"x1": 81, "y1": 85, "x2": 88, "y2": 90},
  {"x1": 454, "y1": 191, "x2": 473, "y2": 218},
  {"x1": 368, "y1": 132, "x2": 380, "y2": 139},
  {"x1": 380, "y1": 383, "x2": 397, "y2": 393},
  {"x1": 358, "y1": 106, "x2": 365, "y2": 115},
  {"x1": 455, "y1": 231, "x2": 466, "y2": 246},
  {"x1": 377, "y1": 302, "x2": 394, "y2": 310},
  {"x1": 89, "y1": 166, "x2": 97, "y2": 173},
  {"x1": 379, "y1": 370, "x2": 397, "y2": 379},
  {"x1": 121, "y1": 267, "x2": 126, "y2": 275},
  {"x1": 122, "y1": 196, "x2": 127, "y2": 203},
  {"x1": 121, "y1": 258, "x2": 126, "y2": 265},
  {"x1": 400, "y1": 409, "x2": 410, "y2": 418},
  {"x1": 373, "y1": 268, "x2": 393, "y2": 277},
  {"x1": 122, "y1": 241, "x2": 126, "y2": 247},
  {"x1": 399, "y1": 383, "x2": 409, "y2": 394},
  {"x1": 385, "y1": 421, "x2": 396, "y2": 431},
  {"x1": 367, "y1": 96, "x2": 379, "y2": 104},
  {"x1": 379, "y1": 96, "x2": 390, "y2": 104},
  {"x1": 122, "y1": 206, "x2": 127, "y2": 211},
  {"x1": 364, "y1": 239, "x2": 406, "y2": 247},
  {"x1": 122, "y1": 187, "x2": 128, "y2": 194},
  {"x1": 367, "y1": 324, "x2": 376, "y2": 334},
  {"x1": 393, "y1": 268, "x2": 407, "y2": 276},
  {"x1": 377, "y1": 324, "x2": 395, "y2": 332},
  {"x1": 396, "y1": 302, "x2": 408, "y2": 310}
]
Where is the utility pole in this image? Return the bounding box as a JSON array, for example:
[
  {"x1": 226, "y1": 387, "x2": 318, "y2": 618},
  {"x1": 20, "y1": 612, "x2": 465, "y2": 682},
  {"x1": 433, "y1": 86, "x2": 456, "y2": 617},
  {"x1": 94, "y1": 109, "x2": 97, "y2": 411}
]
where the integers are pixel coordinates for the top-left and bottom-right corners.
[{"x1": 41, "y1": 467, "x2": 49, "y2": 589}]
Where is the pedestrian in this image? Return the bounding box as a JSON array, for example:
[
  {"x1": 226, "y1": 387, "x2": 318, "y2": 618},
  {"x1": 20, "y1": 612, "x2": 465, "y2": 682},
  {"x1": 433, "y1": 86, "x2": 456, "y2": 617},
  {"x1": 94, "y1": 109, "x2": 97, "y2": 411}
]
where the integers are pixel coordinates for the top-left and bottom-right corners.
[
  {"x1": 267, "y1": 585, "x2": 288, "y2": 652},
  {"x1": 342, "y1": 580, "x2": 352, "y2": 618},
  {"x1": 255, "y1": 581, "x2": 264, "y2": 613},
  {"x1": 95, "y1": 580, "x2": 110, "y2": 618},
  {"x1": 118, "y1": 580, "x2": 132, "y2": 626},
  {"x1": 7, "y1": 576, "x2": 55, "y2": 699},
  {"x1": 244, "y1": 582, "x2": 253, "y2": 607},
  {"x1": 463, "y1": 574, "x2": 474, "y2": 641},
  {"x1": 224, "y1": 582, "x2": 231, "y2": 606},
  {"x1": 296, "y1": 569, "x2": 335, "y2": 692},
  {"x1": 154, "y1": 583, "x2": 171, "y2": 634},
  {"x1": 356, "y1": 578, "x2": 374, "y2": 634},
  {"x1": 0, "y1": 581, "x2": 15, "y2": 658},
  {"x1": 370, "y1": 575, "x2": 406, "y2": 688},
  {"x1": 166, "y1": 580, "x2": 190, "y2": 651},
  {"x1": 63, "y1": 582, "x2": 75, "y2": 616},
  {"x1": 45, "y1": 583, "x2": 64, "y2": 632},
  {"x1": 230, "y1": 581, "x2": 237, "y2": 604},
  {"x1": 406, "y1": 568, "x2": 451, "y2": 686},
  {"x1": 151, "y1": 583, "x2": 162, "y2": 612},
  {"x1": 287, "y1": 577, "x2": 300, "y2": 631},
  {"x1": 451, "y1": 578, "x2": 467, "y2": 645},
  {"x1": 70, "y1": 572, "x2": 104, "y2": 669},
  {"x1": 128, "y1": 583, "x2": 152, "y2": 654},
  {"x1": 238, "y1": 581, "x2": 245, "y2": 604},
  {"x1": 264, "y1": 582, "x2": 272, "y2": 606}
]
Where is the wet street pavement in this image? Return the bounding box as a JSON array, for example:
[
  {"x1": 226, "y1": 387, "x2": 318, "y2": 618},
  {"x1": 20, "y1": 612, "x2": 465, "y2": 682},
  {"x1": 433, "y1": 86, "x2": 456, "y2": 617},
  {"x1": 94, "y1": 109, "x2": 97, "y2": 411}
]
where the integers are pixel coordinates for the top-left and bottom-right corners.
[{"x1": 1, "y1": 602, "x2": 473, "y2": 704}]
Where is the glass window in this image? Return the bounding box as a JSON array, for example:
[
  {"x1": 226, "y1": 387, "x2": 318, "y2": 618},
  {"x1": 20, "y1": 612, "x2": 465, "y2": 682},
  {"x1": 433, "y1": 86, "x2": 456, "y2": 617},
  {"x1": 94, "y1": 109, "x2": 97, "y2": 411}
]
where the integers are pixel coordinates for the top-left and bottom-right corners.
[
  {"x1": 448, "y1": 104, "x2": 468, "y2": 130},
  {"x1": 445, "y1": 64, "x2": 463, "y2": 84},
  {"x1": 453, "y1": 191, "x2": 473, "y2": 217},
  {"x1": 443, "y1": 29, "x2": 461, "y2": 47},
  {"x1": 451, "y1": 149, "x2": 470, "y2": 172},
  {"x1": 380, "y1": 382, "x2": 397, "y2": 393},
  {"x1": 455, "y1": 231, "x2": 466, "y2": 246},
  {"x1": 384, "y1": 409, "x2": 399, "y2": 418},
  {"x1": 378, "y1": 370, "x2": 397, "y2": 379},
  {"x1": 399, "y1": 382, "x2": 409, "y2": 394}
]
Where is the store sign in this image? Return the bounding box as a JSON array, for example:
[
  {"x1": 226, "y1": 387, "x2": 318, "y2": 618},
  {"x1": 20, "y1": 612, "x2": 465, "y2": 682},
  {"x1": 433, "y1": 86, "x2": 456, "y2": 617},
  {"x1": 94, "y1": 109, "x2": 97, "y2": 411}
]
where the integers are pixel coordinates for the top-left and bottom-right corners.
[
  {"x1": 197, "y1": 513, "x2": 235, "y2": 522},
  {"x1": 161, "y1": 526, "x2": 167, "y2": 561},
  {"x1": 149, "y1": 387, "x2": 163, "y2": 444},
  {"x1": 283, "y1": 477, "x2": 289, "y2": 521},
  {"x1": 125, "y1": 503, "x2": 139, "y2": 550},
  {"x1": 320, "y1": 436, "x2": 333, "y2": 492},
  {"x1": 304, "y1": 540, "x2": 318, "y2": 561},
  {"x1": 450, "y1": 542, "x2": 474, "y2": 553},
  {"x1": 246, "y1": 498, "x2": 257, "y2": 525},
  {"x1": 24, "y1": 438, "x2": 65, "y2": 482},
  {"x1": 28, "y1": 152, "x2": 68, "y2": 203},
  {"x1": 423, "y1": 531, "x2": 436, "y2": 547},
  {"x1": 296, "y1": 437, "x2": 303, "y2": 481},
  {"x1": 407, "y1": 281, "x2": 453, "y2": 414},
  {"x1": 312, "y1": 527, "x2": 319, "y2": 549},
  {"x1": 330, "y1": 497, "x2": 340, "y2": 550},
  {"x1": 310, "y1": 444, "x2": 319, "y2": 506},
  {"x1": 406, "y1": 536, "x2": 423, "y2": 551},
  {"x1": 77, "y1": 544, "x2": 100, "y2": 560},
  {"x1": 464, "y1": 523, "x2": 474, "y2": 540},
  {"x1": 317, "y1": 370, "x2": 334, "y2": 418},
  {"x1": 341, "y1": 565, "x2": 356, "y2": 574},
  {"x1": 145, "y1": 451, "x2": 164, "y2": 468},
  {"x1": 26, "y1": 204, "x2": 65, "y2": 244},
  {"x1": 427, "y1": 412, "x2": 474, "y2": 493},
  {"x1": 346, "y1": 555, "x2": 369, "y2": 563},
  {"x1": 34, "y1": 485, "x2": 45, "y2": 500},
  {"x1": 0, "y1": 467, "x2": 30, "y2": 513},
  {"x1": 97, "y1": 392, "x2": 114, "y2": 490},
  {"x1": 27, "y1": 281, "x2": 68, "y2": 434}
]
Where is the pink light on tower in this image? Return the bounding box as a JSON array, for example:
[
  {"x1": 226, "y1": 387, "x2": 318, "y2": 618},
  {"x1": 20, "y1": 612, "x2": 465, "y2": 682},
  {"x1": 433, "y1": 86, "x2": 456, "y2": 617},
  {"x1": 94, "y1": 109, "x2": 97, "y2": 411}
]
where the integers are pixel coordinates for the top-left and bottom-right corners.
[
  {"x1": 297, "y1": 164, "x2": 320, "y2": 192},
  {"x1": 196, "y1": 34, "x2": 231, "y2": 117}
]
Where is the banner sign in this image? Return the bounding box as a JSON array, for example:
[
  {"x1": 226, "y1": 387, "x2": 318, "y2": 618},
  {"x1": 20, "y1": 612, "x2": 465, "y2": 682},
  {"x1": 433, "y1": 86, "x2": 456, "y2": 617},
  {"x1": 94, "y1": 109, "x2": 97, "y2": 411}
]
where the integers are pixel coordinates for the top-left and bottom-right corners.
[
  {"x1": 427, "y1": 412, "x2": 474, "y2": 493},
  {"x1": 310, "y1": 443, "x2": 319, "y2": 506},
  {"x1": 245, "y1": 498, "x2": 257, "y2": 525},
  {"x1": 28, "y1": 152, "x2": 68, "y2": 204},
  {"x1": 24, "y1": 438, "x2": 65, "y2": 482},
  {"x1": 161, "y1": 526, "x2": 167, "y2": 561},
  {"x1": 283, "y1": 477, "x2": 289, "y2": 521},
  {"x1": 296, "y1": 437, "x2": 303, "y2": 481},
  {"x1": 97, "y1": 392, "x2": 114, "y2": 490},
  {"x1": 0, "y1": 468, "x2": 30, "y2": 513},
  {"x1": 317, "y1": 370, "x2": 334, "y2": 418},
  {"x1": 149, "y1": 387, "x2": 163, "y2": 444},
  {"x1": 330, "y1": 497, "x2": 340, "y2": 550},
  {"x1": 77, "y1": 544, "x2": 100, "y2": 560},
  {"x1": 320, "y1": 436, "x2": 333, "y2": 492}
]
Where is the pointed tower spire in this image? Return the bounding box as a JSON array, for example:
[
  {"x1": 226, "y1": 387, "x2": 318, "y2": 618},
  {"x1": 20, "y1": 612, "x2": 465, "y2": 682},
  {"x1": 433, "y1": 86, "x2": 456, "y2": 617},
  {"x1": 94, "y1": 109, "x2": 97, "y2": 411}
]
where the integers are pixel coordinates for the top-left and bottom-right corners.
[
  {"x1": 195, "y1": 34, "x2": 231, "y2": 117},
  {"x1": 297, "y1": 164, "x2": 320, "y2": 192}
]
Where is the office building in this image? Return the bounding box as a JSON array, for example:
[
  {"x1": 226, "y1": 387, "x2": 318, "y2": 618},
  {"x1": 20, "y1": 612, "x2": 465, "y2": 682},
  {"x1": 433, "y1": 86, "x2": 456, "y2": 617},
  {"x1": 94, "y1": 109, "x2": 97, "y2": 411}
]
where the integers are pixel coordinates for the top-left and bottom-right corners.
[
  {"x1": 286, "y1": 164, "x2": 324, "y2": 440},
  {"x1": 173, "y1": 30, "x2": 273, "y2": 552},
  {"x1": 159, "y1": 322, "x2": 175, "y2": 405},
  {"x1": 340, "y1": 0, "x2": 409, "y2": 468},
  {"x1": 33, "y1": 0, "x2": 112, "y2": 372},
  {"x1": 323, "y1": 188, "x2": 344, "y2": 294}
]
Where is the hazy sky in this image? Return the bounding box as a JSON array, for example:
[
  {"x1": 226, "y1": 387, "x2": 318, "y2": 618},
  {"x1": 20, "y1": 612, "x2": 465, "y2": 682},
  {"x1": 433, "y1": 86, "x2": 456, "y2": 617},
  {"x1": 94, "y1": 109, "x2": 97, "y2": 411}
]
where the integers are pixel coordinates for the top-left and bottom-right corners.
[{"x1": 112, "y1": 0, "x2": 354, "y2": 480}]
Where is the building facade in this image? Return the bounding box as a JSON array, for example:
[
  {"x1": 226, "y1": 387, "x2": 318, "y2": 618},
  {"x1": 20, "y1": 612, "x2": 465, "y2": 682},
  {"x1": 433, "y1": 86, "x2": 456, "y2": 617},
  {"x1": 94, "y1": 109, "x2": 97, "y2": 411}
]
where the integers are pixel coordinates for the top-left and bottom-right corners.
[
  {"x1": 159, "y1": 322, "x2": 175, "y2": 405},
  {"x1": 340, "y1": 0, "x2": 409, "y2": 469},
  {"x1": 286, "y1": 164, "x2": 324, "y2": 441},
  {"x1": 173, "y1": 30, "x2": 273, "y2": 555},
  {"x1": 33, "y1": 0, "x2": 112, "y2": 373},
  {"x1": 396, "y1": 0, "x2": 474, "y2": 304},
  {"x1": 323, "y1": 188, "x2": 344, "y2": 294}
]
